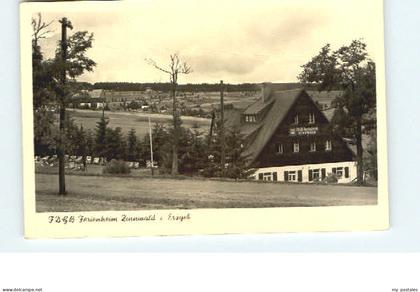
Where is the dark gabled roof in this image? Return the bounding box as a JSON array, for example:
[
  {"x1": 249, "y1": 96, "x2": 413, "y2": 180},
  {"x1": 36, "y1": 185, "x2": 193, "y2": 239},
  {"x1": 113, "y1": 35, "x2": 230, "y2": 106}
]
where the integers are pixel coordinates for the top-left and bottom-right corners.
[
  {"x1": 321, "y1": 107, "x2": 335, "y2": 122},
  {"x1": 224, "y1": 108, "x2": 261, "y2": 136},
  {"x1": 231, "y1": 100, "x2": 257, "y2": 110},
  {"x1": 306, "y1": 90, "x2": 342, "y2": 101},
  {"x1": 224, "y1": 108, "x2": 242, "y2": 129},
  {"x1": 223, "y1": 88, "x2": 354, "y2": 166},
  {"x1": 242, "y1": 89, "x2": 305, "y2": 164},
  {"x1": 243, "y1": 99, "x2": 273, "y2": 115}
]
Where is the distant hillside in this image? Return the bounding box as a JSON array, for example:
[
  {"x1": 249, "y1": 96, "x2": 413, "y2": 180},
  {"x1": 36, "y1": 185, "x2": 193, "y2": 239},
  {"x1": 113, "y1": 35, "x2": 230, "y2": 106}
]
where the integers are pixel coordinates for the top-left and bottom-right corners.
[
  {"x1": 73, "y1": 81, "x2": 332, "y2": 93},
  {"x1": 90, "y1": 82, "x2": 307, "y2": 92}
]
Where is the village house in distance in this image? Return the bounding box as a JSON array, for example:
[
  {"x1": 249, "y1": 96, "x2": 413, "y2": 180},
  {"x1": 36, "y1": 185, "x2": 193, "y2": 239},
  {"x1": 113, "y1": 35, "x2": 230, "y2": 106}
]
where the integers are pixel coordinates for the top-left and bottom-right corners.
[{"x1": 225, "y1": 83, "x2": 356, "y2": 184}]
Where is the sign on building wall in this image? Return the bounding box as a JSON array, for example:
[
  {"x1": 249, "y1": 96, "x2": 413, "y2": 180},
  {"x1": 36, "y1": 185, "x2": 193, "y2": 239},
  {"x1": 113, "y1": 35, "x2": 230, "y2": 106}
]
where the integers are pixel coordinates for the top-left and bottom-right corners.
[{"x1": 289, "y1": 127, "x2": 319, "y2": 136}]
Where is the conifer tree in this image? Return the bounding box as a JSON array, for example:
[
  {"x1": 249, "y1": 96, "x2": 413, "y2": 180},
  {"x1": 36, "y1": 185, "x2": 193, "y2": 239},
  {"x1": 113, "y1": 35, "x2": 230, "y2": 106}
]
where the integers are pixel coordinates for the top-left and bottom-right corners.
[
  {"x1": 94, "y1": 114, "x2": 109, "y2": 158},
  {"x1": 127, "y1": 128, "x2": 139, "y2": 162}
]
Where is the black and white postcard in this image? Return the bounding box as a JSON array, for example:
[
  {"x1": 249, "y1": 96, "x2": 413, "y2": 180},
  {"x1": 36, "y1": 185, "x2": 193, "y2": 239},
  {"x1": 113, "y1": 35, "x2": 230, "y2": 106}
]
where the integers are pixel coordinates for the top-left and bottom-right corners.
[{"x1": 20, "y1": 0, "x2": 388, "y2": 238}]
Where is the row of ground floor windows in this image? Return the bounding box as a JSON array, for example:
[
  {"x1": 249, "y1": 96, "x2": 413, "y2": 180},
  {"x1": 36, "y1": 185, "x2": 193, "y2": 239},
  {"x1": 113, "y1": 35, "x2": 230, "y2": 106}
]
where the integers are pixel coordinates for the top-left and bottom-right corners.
[
  {"x1": 258, "y1": 167, "x2": 350, "y2": 182},
  {"x1": 276, "y1": 140, "x2": 332, "y2": 154}
]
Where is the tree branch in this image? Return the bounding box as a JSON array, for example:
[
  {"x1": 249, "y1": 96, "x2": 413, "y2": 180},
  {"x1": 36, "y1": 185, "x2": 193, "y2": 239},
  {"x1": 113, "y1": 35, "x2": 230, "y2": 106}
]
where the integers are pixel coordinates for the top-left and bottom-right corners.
[
  {"x1": 145, "y1": 58, "x2": 172, "y2": 74},
  {"x1": 32, "y1": 13, "x2": 54, "y2": 46}
]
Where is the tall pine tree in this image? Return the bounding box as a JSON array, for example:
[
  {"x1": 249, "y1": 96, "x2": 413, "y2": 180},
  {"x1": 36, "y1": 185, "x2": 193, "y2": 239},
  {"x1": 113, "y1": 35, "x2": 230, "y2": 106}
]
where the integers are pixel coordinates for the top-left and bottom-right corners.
[
  {"x1": 127, "y1": 128, "x2": 139, "y2": 162},
  {"x1": 94, "y1": 113, "x2": 109, "y2": 158}
]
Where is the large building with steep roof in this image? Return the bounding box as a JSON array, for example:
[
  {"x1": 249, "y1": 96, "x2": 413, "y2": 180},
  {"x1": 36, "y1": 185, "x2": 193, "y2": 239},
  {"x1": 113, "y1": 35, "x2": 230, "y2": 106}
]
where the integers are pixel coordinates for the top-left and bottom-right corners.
[{"x1": 225, "y1": 83, "x2": 357, "y2": 183}]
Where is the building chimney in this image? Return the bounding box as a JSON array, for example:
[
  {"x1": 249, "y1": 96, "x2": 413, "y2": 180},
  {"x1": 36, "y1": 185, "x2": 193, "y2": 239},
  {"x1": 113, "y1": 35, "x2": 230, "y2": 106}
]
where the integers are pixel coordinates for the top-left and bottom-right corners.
[{"x1": 261, "y1": 82, "x2": 272, "y2": 103}]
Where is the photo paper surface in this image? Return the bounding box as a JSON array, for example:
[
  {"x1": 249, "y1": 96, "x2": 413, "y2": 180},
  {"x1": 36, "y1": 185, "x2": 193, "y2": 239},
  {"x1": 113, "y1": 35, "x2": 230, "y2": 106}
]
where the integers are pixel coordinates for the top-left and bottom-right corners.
[{"x1": 20, "y1": 0, "x2": 388, "y2": 238}]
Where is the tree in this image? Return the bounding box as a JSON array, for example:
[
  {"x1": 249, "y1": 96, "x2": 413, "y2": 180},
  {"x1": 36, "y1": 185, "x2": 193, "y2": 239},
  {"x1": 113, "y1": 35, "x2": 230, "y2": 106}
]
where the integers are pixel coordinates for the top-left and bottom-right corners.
[
  {"x1": 48, "y1": 18, "x2": 96, "y2": 194},
  {"x1": 73, "y1": 125, "x2": 85, "y2": 155},
  {"x1": 85, "y1": 129, "x2": 95, "y2": 157},
  {"x1": 127, "y1": 128, "x2": 139, "y2": 161},
  {"x1": 330, "y1": 103, "x2": 352, "y2": 137},
  {"x1": 62, "y1": 116, "x2": 80, "y2": 156},
  {"x1": 32, "y1": 14, "x2": 56, "y2": 156},
  {"x1": 146, "y1": 53, "x2": 192, "y2": 175},
  {"x1": 94, "y1": 113, "x2": 109, "y2": 158},
  {"x1": 32, "y1": 13, "x2": 54, "y2": 50},
  {"x1": 298, "y1": 40, "x2": 376, "y2": 184},
  {"x1": 32, "y1": 14, "x2": 96, "y2": 193},
  {"x1": 224, "y1": 127, "x2": 252, "y2": 179},
  {"x1": 365, "y1": 128, "x2": 378, "y2": 181},
  {"x1": 33, "y1": 107, "x2": 55, "y2": 156},
  {"x1": 103, "y1": 127, "x2": 126, "y2": 161},
  {"x1": 140, "y1": 123, "x2": 171, "y2": 171},
  {"x1": 178, "y1": 129, "x2": 206, "y2": 174},
  {"x1": 202, "y1": 122, "x2": 251, "y2": 179},
  {"x1": 74, "y1": 125, "x2": 88, "y2": 171}
]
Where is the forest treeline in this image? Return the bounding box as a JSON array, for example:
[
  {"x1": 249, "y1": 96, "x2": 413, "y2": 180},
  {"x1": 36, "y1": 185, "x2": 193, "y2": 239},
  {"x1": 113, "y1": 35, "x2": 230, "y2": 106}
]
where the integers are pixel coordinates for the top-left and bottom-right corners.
[{"x1": 77, "y1": 82, "x2": 306, "y2": 92}]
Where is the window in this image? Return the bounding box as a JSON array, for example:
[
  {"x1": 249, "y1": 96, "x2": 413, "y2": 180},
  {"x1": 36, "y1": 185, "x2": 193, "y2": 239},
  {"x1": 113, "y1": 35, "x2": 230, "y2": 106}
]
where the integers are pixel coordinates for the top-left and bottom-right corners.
[
  {"x1": 332, "y1": 167, "x2": 344, "y2": 177},
  {"x1": 321, "y1": 168, "x2": 326, "y2": 179},
  {"x1": 294, "y1": 114, "x2": 299, "y2": 125},
  {"x1": 310, "y1": 142, "x2": 317, "y2": 152},
  {"x1": 312, "y1": 169, "x2": 320, "y2": 180},
  {"x1": 263, "y1": 172, "x2": 273, "y2": 181},
  {"x1": 293, "y1": 143, "x2": 300, "y2": 153},
  {"x1": 309, "y1": 169, "x2": 320, "y2": 181},
  {"x1": 276, "y1": 144, "x2": 284, "y2": 154},
  {"x1": 288, "y1": 171, "x2": 297, "y2": 181},
  {"x1": 309, "y1": 169, "x2": 326, "y2": 181},
  {"x1": 325, "y1": 140, "x2": 332, "y2": 151},
  {"x1": 258, "y1": 172, "x2": 278, "y2": 181},
  {"x1": 245, "y1": 115, "x2": 256, "y2": 123},
  {"x1": 309, "y1": 113, "x2": 315, "y2": 124},
  {"x1": 285, "y1": 170, "x2": 302, "y2": 182}
]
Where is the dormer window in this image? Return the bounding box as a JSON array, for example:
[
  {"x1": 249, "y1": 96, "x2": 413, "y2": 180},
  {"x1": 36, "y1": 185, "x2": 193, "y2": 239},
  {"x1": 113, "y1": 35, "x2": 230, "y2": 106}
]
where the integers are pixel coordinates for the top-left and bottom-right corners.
[
  {"x1": 245, "y1": 115, "x2": 256, "y2": 123},
  {"x1": 276, "y1": 144, "x2": 284, "y2": 154},
  {"x1": 309, "y1": 113, "x2": 315, "y2": 124},
  {"x1": 310, "y1": 142, "x2": 317, "y2": 152},
  {"x1": 325, "y1": 140, "x2": 332, "y2": 151},
  {"x1": 293, "y1": 142, "x2": 300, "y2": 153},
  {"x1": 293, "y1": 115, "x2": 299, "y2": 125}
]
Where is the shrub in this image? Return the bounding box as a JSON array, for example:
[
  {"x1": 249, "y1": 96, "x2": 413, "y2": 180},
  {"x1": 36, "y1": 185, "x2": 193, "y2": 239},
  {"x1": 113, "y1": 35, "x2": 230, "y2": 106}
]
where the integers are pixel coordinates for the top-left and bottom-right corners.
[
  {"x1": 200, "y1": 164, "x2": 222, "y2": 178},
  {"x1": 325, "y1": 173, "x2": 338, "y2": 184},
  {"x1": 103, "y1": 159, "x2": 131, "y2": 174}
]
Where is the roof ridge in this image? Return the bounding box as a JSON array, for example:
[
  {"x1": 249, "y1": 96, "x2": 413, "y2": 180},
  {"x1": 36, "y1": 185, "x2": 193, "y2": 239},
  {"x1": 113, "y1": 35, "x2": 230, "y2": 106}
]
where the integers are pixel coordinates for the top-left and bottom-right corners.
[{"x1": 271, "y1": 88, "x2": 305, "y2": 93}]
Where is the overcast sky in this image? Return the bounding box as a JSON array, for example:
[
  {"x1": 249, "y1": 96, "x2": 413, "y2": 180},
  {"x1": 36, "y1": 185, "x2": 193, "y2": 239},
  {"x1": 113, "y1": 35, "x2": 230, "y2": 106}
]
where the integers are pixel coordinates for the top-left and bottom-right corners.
[{"x1": 36, "y1": 0, "x2": 383, "y2": 84}]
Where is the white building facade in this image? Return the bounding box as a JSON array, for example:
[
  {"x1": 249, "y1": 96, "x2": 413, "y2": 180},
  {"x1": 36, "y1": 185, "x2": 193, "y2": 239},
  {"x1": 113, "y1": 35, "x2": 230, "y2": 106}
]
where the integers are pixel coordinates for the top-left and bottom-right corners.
[{"x1": 251, "y1": 161, "x2": 357, "y2": 184}]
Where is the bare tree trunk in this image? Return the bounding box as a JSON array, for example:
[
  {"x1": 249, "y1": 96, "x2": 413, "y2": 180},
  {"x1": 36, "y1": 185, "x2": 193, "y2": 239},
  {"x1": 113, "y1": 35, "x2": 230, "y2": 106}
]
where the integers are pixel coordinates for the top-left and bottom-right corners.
[
  {"x1": 145, "y1": 54, "x2": 191, "y2": 176},
  {"x1": 171, "y1": 83, "x2": 179, "y2": 175},
  {"x1": 355, "y1": 116, "x2": 364, "y2": 184},
  {"x1": 172, "y1": 144, "x2": 178, "y2": 175}
]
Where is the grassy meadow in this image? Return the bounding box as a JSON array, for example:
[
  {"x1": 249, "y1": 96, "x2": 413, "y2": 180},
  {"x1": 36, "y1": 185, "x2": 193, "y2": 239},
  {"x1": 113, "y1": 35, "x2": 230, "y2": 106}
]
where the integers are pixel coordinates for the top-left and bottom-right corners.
[
  {"x1": 36, "y1": 173, "x2": 377, "y2": 212},
  {"x1": 65, "y1": 109, "x2": 211, "y2": 137}
]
